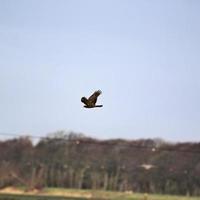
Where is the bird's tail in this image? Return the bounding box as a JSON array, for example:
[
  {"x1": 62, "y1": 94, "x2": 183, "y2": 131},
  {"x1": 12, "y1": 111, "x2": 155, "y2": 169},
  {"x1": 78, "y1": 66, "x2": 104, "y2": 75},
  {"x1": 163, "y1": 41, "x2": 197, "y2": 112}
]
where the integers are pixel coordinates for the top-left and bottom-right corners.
[{"x1": 95, "y1": 105, "x2": 103, "y2": 107}]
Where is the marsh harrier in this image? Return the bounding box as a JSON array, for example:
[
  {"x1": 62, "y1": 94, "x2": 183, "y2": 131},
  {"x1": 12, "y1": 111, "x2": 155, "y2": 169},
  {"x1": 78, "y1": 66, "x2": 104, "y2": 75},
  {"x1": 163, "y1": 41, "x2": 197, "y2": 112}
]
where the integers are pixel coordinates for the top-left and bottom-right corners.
[{"x1": 81, "y1": 90, "x2": 103, "y2": 108}]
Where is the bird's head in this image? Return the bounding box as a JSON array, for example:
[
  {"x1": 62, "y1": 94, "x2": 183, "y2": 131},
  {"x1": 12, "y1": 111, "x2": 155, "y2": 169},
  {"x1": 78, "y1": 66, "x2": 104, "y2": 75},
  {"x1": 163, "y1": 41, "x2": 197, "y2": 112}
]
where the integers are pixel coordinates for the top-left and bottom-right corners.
[{"x1": 81, "y1": 97, "x2": 87, "y2": 103}]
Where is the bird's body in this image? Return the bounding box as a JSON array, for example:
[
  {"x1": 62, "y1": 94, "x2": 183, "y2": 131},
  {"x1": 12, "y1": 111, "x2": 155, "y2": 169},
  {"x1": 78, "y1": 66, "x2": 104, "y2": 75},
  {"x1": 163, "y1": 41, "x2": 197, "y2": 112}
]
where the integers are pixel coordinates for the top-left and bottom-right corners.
[{"x1": 81, "y1": 90, "x2": 103, "y2": 108}]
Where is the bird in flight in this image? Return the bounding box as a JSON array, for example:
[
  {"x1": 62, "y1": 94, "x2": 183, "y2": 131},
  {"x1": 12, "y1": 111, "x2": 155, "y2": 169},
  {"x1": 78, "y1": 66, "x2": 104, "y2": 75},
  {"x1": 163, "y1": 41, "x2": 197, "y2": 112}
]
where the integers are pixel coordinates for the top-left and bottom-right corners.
[{"x1": 81, "y1": 90, "x2": 103, "y2": 108}]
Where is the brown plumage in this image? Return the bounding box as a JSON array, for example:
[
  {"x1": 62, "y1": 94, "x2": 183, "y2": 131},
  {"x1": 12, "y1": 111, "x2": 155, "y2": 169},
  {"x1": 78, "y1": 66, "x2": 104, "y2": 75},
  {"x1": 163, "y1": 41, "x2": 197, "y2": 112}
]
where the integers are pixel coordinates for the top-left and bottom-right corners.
[{"x1": 81, "y1": 90, "x2": 103, "y2": 108}]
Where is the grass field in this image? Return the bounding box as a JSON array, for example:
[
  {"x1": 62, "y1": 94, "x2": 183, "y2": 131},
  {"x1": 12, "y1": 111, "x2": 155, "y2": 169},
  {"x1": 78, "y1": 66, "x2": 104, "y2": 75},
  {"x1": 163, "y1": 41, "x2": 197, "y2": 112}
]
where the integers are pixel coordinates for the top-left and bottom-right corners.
[
  {"x1": 0, "y1": 194, "x2": 84, "y2": 200},
  {"x1": 0, "y1": 188, "x2": 199, "y2": 200}
]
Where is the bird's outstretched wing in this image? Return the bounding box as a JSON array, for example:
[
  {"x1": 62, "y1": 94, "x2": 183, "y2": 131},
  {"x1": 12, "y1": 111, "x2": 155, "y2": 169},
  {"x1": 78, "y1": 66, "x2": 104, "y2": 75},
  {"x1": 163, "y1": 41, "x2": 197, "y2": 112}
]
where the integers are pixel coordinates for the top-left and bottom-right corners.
[{"x1": 88, "y1": 90, "x2": 102, "y2": 105}]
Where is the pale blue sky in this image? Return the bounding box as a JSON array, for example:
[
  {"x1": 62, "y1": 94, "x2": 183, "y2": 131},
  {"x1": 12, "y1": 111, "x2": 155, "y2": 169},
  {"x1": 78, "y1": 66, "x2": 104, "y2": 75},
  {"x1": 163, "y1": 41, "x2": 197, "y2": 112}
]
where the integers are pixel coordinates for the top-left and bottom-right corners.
[{"x1": 0, "y1": 0, "x2": 200, "y2": 142}]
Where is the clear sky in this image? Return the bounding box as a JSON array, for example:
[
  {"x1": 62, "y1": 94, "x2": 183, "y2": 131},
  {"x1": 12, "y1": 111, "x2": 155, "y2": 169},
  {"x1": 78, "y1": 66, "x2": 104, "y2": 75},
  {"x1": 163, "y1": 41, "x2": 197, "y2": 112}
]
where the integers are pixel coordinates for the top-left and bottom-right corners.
[{"x1": 0, "y1": 0, "x2": 200, "y2": 142}]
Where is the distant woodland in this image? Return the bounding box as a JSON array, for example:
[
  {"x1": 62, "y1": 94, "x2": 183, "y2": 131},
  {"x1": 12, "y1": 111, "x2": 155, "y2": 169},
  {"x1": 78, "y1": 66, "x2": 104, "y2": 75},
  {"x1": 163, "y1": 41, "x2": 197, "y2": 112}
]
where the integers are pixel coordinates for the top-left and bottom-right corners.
[{"x1": 0, "y1": 131, "x2": 200, "y2": 196}]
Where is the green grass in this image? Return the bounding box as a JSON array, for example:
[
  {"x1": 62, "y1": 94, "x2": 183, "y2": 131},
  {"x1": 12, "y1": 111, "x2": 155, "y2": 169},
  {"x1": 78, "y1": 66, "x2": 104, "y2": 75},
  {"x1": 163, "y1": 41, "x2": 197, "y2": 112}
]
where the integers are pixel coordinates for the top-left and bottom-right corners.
[
  {"x1": 0, "y1": 188, "x2": 199, "y2": 200},
  {"x1": 0, "y1": 193, "x2": 84, "y2": 200},
  {"x1": 88, "y1": 190, "x2": 200, "y2": 200}
]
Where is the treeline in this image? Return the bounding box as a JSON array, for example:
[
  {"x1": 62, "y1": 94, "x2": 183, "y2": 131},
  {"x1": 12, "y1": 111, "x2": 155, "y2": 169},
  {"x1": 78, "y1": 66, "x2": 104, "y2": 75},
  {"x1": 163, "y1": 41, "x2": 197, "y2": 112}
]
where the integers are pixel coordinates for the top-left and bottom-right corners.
[{"x1": 0, "y1": 131, "x2": 200, "y2": 196}]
